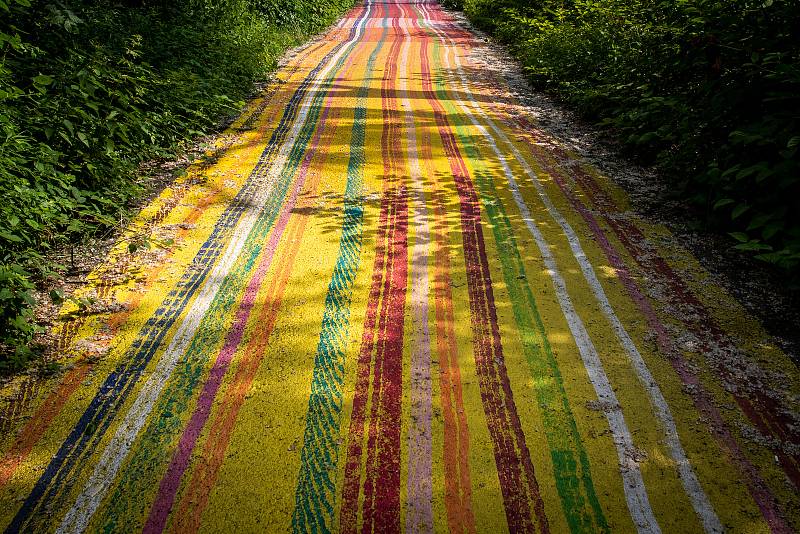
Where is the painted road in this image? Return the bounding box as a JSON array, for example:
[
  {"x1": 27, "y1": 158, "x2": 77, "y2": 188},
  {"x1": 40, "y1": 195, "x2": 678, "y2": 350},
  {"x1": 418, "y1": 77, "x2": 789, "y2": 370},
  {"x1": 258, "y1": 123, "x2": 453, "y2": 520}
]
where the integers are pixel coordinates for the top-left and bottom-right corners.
[{"x1": 2, "y1": 1, "x2": 799, "y2": 532}]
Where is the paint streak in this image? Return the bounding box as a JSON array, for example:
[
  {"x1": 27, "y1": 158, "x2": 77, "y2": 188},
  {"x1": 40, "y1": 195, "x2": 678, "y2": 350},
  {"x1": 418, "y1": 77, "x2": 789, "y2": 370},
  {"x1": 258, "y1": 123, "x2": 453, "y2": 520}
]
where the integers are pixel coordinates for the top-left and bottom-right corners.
[
  {"x1": 0, "y1": 55, "x2": 320, "y2": 489},
  {"x1": 2, "y1": 2, "x2": 798, "y2": 534},
  {"x1": 288, "y1": 8, "x2": 391, "y2": 534},
  {"x1": 413, "y1": 8, "x2": 549, "y2": 533},
  {"x1": 339, "y1": 6, "x2": 409, "y2": 531},
  {"x1": 507, "y1": 111, "x2": 793, "y2": 534},
  {"x1": 138, "y1": 37, "x2": 358, "y2": 534},
  {"x1": 399, "y1": 36, "x2": 434, "y2": 534},
  {"x1": 413, "y1": 15, "x2": 610, "y2": 534}
]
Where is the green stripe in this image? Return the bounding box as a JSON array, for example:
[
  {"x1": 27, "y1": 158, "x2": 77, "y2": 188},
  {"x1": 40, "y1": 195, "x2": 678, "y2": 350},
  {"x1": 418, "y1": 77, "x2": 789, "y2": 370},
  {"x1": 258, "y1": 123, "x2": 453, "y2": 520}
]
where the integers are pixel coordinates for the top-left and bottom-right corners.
[
  {"x1": 95, "y1": 24, "x2": 373, "y2": 533},
  {"x1": 420, "y1": 10, "x2": 610, "y2": 533},
  {"x1": 290, "y1": 16, "x2": 390, "y2": 534}
]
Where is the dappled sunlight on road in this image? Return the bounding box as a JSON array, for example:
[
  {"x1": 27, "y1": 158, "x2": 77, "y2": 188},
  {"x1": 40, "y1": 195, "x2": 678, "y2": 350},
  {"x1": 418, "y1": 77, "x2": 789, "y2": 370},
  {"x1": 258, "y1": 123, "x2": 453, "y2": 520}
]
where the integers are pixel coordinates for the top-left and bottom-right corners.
[{"x1": 1, "y1": 1, "x2": 798, "y2": 533}]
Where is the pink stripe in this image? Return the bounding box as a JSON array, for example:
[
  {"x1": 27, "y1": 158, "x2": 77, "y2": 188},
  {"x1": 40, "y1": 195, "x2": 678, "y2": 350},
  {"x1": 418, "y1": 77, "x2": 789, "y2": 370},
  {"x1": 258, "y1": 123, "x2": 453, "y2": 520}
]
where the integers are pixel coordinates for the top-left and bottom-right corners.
[
  {"x1": 142, "y1": 61, "x2": 355, "y2": 534},
  {"x1": 546, "y1": 158, "x2": 791, "y2": 532},
  {"x1": 494, "y1": 105, "x2": 793, "y2": 533},
  {"x1": 398, "y1": 6, "x2": 433, "y2": 532}
]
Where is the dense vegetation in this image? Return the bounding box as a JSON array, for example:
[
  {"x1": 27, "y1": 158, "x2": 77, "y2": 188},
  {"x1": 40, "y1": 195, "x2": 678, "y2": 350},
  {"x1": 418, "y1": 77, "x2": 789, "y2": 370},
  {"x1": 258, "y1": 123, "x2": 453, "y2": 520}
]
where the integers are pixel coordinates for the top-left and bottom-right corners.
[
  {"x1": 0, "y1": 0, "x2": 354, "y2": 369},
  {"x1": 457, "y1": 0, "x2": 799, "y2": 273}
]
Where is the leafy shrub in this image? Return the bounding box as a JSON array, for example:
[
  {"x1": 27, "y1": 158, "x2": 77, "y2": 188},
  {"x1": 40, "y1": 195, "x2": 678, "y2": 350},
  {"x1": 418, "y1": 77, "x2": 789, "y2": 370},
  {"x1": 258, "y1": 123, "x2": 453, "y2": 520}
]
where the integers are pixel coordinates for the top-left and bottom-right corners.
[
  {"x1": 0, "y1": 0, "x2": 355, "y2": 369},
  {"x1": 0, "y1": 264, "x2": 40, "y2": 370},
  {"x1": 463, "y1": 0, "x2": 800, "y2": 275}
]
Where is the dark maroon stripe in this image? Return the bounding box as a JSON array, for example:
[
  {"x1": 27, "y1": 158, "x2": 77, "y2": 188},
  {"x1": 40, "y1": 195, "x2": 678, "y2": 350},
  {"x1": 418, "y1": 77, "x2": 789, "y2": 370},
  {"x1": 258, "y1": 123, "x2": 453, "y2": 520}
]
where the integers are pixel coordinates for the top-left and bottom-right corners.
[
  {"x1": 415, "y1": 13, "x2": 549, "y2": 534},
  {"x1": 340, "y1": 8, "x2": 408, "y2": 532}
]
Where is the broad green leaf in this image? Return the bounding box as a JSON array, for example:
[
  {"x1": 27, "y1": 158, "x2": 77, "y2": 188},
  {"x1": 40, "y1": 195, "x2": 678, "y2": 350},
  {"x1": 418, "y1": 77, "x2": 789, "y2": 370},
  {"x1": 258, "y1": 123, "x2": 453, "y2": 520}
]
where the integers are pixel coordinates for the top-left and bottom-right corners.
[
  {"x1": 729, "y1": 232, "x2": 750, "y2": 243},
  {"x1": 32, "y1": 74, "x2": 53, "y2": 86},
  {"x1": 731, "y1": 204, "x2": 749, "y2": 219}
]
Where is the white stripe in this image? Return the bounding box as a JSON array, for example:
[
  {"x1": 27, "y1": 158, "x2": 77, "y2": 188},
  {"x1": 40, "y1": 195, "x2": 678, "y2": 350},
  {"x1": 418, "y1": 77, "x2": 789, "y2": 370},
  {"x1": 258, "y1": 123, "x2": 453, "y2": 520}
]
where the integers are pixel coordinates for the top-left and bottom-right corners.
[
  {"x1": 399, "y1": 35, "x2": 434, "y2": 534},
  {"x1": 426, "y1": 13, "x2": 723, "y2": 533},
  {"x1": 416, "y1": 6, "x2": 669, "y2": 533},
  {"x1": 56, "y1": 5, "x2": 375, "y2": 533}
]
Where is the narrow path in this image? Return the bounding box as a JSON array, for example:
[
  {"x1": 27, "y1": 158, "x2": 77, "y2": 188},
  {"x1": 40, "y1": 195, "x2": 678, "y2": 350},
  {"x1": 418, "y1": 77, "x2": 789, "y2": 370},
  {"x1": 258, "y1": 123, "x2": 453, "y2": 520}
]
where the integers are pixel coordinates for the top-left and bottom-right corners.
[{"x1": 1, "y1": 1, "x2": 799, "y2": 532}]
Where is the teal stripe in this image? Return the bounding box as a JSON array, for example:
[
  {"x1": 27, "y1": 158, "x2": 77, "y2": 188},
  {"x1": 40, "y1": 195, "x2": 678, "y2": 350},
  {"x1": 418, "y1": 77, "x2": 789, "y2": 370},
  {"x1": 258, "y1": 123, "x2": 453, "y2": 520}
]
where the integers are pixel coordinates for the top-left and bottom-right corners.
[
  {"x1": 290, "y1": 13, "x2": 390, "y2": 534},
  {"x1": 95, "y1": 17, "x2": 376, "y2": 533}
]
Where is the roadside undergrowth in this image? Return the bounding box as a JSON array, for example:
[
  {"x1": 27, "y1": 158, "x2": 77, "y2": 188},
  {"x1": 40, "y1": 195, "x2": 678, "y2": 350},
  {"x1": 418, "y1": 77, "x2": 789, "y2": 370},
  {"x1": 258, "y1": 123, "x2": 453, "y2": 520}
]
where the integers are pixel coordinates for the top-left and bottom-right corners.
[
  {"x1": 0, "y1": 0, "x2": 355, "y2": 370},
  {"x1": 453, "y1": 0, "x2": 799, "y2": 284}
]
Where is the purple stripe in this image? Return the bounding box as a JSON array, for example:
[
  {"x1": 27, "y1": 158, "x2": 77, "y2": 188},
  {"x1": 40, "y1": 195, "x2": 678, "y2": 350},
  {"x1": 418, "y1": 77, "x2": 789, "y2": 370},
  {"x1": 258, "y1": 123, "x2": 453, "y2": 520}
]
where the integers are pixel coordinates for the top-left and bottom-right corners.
[{"x1": 141, "y1": 60, "x2": 352, "y2": 534}]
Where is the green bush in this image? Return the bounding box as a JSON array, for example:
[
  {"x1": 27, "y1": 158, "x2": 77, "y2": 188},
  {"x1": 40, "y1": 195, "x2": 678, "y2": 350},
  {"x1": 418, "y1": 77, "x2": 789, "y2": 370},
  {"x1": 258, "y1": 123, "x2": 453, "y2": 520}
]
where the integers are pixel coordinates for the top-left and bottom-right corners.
[
  {"x1": 463, "y1": 0, "x2": 800, "y2": 275},
  {"x1": 0, "y1": 0, "x2": 355, "y2": 370}
]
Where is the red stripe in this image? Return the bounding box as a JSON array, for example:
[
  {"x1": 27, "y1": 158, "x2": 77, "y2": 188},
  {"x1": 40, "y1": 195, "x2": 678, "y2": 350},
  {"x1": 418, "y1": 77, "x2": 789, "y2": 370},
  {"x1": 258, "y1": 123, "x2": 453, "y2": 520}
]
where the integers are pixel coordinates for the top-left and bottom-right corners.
[
  {"x1": 340, "y1": 6, "x2": 408, "y2": 532},
  {"x1": 417, "y1": 82, "x2": 477, "y2": 534},
  {"x1": 338, "y1": 189, "x2": 391, "y2": 534},
  {"x1": 490, "y1": 103, "x2": 796, "y2": 529},
  {"x1": 364, "y1": 9, "x2": 409, "y2": 529},
  {"x1": 413, "y1": 10, "x2": 549, "y2": 533},
  {"x1": 433, "y1": 2, "x2": 796, "y2": 523},
  {"x1": 531, "y1": 128, "x2": 792, "y2": 531}
]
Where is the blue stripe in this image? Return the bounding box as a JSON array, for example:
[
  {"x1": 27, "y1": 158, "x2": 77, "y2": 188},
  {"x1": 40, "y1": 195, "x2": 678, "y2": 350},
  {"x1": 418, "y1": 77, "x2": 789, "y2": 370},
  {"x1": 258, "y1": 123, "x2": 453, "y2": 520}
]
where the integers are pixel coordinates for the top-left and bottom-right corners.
[{"x1": 6, "y1": 7, "x2": 371, "y2": 532}]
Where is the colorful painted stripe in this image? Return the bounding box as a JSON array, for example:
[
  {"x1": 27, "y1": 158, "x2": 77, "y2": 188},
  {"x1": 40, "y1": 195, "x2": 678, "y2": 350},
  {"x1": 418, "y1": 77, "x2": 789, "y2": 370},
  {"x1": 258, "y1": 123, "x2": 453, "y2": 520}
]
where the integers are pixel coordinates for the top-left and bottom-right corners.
[
  {"x1": 1, "y1": 2, "x2": 797, "y2": 533},
  {"x1": 0, "y1": 38, "x2": 328, "y2": 492},
  {"x1": 60, "y1": 8, "x2": 377, "y2": 530},
  {"x1": 419, "y1": 14, "x2": 663, "y2": 533},
  {"x1": 509, "y1": 110, "x2": 794, "y2": 532},
  {"x1": 168, "y1": 12, "x2": 392, "y2": 530},
  {"x1": 339, "y1": 6, "x2": 409, "y2": 531},
  {"x1": 413, "y1": 7, "x2": 549, "y2": 533},
  {"x1": 409, "y1": 7, "x2": 610, "y2": 533},
  {"x1": 5, "y1": 7, "x2": 371, "y2": 533},
  {"x1": 118, "y1": 25, "x2": 369, "y2": 534},
  {"x1": 291, "y1": 5, "x2": 391, "y2": 533},
  {"x1": 413, "y1": 47, "x2": 477, "y2": 534},
  {"x1": 400, "y1": 37, "x2": 435, "y2": 534}
]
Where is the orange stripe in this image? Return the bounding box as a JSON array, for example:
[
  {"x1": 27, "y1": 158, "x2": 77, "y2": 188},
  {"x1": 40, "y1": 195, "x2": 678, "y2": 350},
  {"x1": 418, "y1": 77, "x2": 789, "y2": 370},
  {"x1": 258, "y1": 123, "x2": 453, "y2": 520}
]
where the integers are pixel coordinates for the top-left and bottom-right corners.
[
  {"x1": 168, "y1": 98, "x2": 343, "y2": 534},
  {"x1": 0, "y1": 47, "x2": 328, "y2": 490},
  {"x1": 169, "y1": 192, "x2": 311, "y2": 534},
  {"x1": 418, "y1": 123, "x2": 476, "y2": 534}
]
